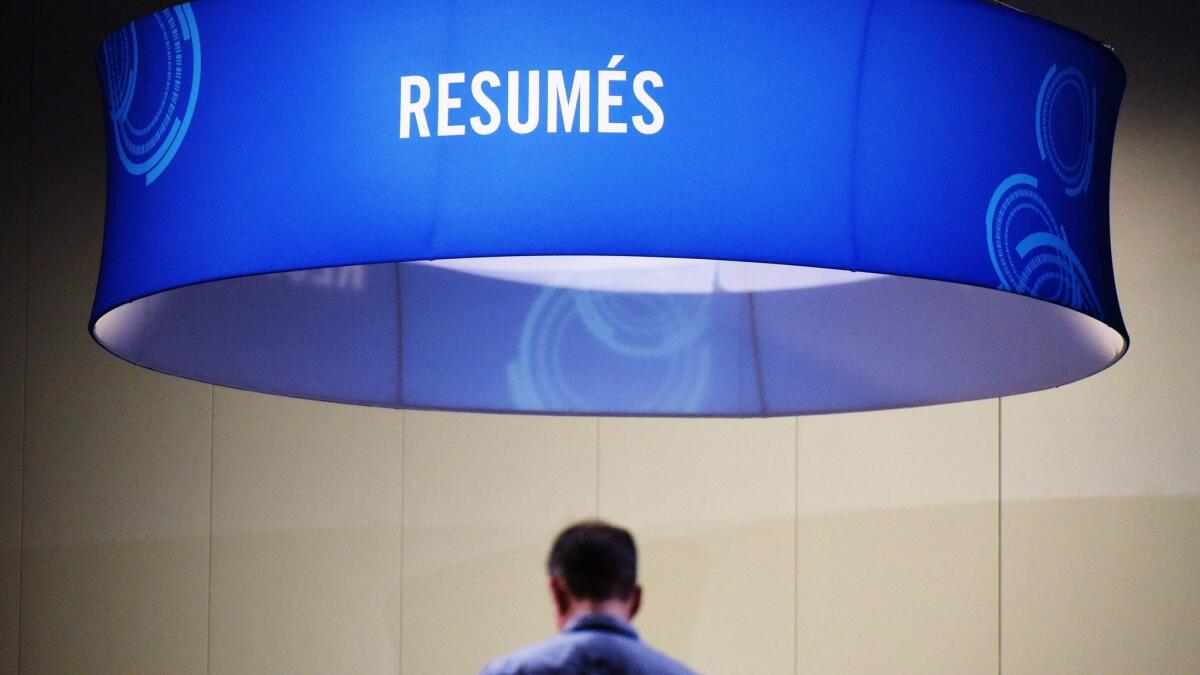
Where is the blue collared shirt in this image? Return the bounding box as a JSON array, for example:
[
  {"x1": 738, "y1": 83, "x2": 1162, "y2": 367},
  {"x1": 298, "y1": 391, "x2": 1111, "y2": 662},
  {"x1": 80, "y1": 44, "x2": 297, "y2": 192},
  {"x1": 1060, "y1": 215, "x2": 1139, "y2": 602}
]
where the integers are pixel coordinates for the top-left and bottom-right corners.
[{"x1": 479, "y1": 613, "x2": 699, "y2": 675}]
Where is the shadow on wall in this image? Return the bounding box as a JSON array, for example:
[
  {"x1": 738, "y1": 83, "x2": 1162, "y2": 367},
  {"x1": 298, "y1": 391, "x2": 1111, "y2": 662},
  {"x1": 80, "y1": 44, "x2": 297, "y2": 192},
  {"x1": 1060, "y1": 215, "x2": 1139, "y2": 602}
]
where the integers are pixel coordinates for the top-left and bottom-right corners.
[
  {"x1": 13, "y1": 491, "x2": 1200, "y2": 673},
  {"x1": 402, "y1": 496, "x2": 1199, "y2": 673},
  {"x1": 19, "y1": 535, "x2": 208, "y2": 673},
  {"x1": 1002, "y1": 495, "x2": 1200, "y2": 673},
  {"x1": 208, "y1": 527, "x2": 403, "y2": 674}
]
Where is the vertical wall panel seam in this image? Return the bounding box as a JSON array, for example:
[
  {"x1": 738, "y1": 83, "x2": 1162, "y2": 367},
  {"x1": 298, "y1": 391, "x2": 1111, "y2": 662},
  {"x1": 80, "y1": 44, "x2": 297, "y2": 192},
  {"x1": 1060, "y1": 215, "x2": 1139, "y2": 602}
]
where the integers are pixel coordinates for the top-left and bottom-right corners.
[
  {"x1": 793, "y1": 416, "x2": 799, "y2": 675},
  {"x1": 398, "y1": 410, "x2": 405, "y2": 675},
  {"x1": 206, "y1": 386, "x2": 214, "y2": 674},
  {"x1": 17, "y1": 0, "x2": 35, "y2": 669},
  {"x1": 997, "y1": 397, "x2": 1003, "y2": 675}
]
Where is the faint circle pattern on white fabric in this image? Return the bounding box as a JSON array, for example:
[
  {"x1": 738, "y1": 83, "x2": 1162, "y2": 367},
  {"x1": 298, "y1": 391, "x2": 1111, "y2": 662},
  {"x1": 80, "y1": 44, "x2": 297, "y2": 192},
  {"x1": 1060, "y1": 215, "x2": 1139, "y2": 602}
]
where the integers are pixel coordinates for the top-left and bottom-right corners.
[{"x1": 508, "y1": 288, "x2": 712, "y2": 412}]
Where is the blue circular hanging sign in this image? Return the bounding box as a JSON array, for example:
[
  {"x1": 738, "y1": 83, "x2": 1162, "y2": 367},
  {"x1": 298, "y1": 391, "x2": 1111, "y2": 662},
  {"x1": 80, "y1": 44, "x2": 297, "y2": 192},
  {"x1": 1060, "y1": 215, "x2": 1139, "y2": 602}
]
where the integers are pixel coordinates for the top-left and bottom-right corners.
[{"x1": 93, "y1": 0, "x2": 1128, "y2": 416}]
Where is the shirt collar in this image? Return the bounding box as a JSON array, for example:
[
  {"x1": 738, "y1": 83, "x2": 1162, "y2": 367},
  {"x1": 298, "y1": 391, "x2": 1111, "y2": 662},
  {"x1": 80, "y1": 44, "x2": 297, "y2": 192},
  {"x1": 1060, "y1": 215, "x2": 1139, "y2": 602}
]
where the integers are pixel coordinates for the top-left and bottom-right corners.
[{"x1": 563, "y1": 613, "x2": 640, "y2": 641}]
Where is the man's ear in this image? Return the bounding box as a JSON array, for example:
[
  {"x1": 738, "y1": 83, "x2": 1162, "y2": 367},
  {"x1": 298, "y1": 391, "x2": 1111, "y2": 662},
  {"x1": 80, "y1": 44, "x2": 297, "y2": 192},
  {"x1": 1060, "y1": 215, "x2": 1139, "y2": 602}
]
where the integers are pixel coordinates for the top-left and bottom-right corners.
[
  {"x1": 549, "y1": 576, "x2": 570, "y2": 617},
  {"x1": 628, "y1": 585, "x2": 643, "y2": 620}
]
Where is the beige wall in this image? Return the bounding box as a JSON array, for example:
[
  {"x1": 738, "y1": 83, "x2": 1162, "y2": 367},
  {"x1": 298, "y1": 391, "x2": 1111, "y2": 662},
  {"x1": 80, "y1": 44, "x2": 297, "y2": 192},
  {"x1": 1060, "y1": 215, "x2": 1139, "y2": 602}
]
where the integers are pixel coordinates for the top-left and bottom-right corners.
[
  {"x1": 1, "y1": 2, "x2": 32, "y2": 671},
  {"x1": 1, "y1": 1, "x2": 1197, "y2": 673}
]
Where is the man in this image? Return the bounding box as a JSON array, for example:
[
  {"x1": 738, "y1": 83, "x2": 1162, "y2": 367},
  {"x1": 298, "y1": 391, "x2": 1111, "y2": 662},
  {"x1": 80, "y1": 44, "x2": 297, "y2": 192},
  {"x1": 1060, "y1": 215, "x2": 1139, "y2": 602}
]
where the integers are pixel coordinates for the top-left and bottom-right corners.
[{"x1": 480, "y1": 520, "x2": 698, "y2": 675}]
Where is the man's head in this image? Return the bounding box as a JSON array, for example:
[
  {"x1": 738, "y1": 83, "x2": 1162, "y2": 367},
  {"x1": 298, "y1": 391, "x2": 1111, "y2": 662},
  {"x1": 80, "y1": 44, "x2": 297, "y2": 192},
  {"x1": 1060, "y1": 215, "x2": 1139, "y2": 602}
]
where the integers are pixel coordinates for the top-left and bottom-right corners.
[{"x1": 546, "y1": 520, "x2": 642, "y2": 629}]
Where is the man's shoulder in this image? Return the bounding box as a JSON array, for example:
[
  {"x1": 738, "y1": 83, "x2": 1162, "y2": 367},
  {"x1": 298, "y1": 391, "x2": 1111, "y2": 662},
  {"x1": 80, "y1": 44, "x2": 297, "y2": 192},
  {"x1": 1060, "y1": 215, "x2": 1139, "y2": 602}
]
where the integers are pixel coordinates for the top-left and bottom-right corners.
[
  {"x1": 479, "y1": 635, "x2": 570, "y2": 675},
  {"x1": 479, "y1": 630, "x2": 697, "y2": 675}
]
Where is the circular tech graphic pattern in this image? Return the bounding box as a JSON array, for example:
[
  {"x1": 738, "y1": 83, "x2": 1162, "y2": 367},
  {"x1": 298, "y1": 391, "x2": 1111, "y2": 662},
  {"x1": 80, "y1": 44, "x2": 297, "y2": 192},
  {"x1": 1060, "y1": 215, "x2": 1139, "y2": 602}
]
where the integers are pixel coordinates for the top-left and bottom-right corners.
[
  {"x1": 101, "y1": 3, "x2": 201, "y2": 185},
  {"x1": 508, "y1": 288, "x2": 712, "y2": 412},
  {"x1": 987, "y1": 173, "x2": 1102, "y2": 318},
  {"x1": 1036, "y1": 64, "x2": 1095, "y2": 196}
]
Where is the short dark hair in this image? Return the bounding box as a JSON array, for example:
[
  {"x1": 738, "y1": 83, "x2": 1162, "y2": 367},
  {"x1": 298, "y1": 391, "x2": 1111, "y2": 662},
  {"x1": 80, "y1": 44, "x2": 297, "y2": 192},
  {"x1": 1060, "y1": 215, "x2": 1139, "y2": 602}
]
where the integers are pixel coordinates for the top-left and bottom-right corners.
[{"x1": 547, "y1": 520, "x2": 638, "y2": 601}]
